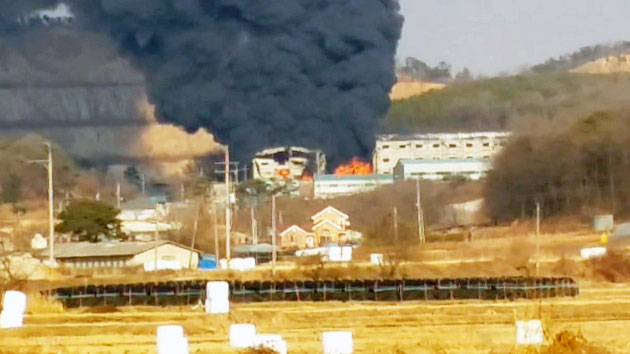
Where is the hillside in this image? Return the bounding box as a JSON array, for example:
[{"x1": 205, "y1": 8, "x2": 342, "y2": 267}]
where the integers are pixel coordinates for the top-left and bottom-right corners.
[
  {"x1": 571, "y1": 54, "x2": 630, "y2": 74},
  {"x1": 384, "y1": 73, "x2": 630, "y2": 134},
  {"x1": 0, "y1": 26, "x2": 220, "y2": 173},
  {"x1": 389, "y1": 78, "x2": 445, "y2": 101}
]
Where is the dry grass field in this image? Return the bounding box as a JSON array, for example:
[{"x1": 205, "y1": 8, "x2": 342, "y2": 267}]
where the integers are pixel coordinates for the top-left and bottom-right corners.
[
  {"x1": 3, "y1": 224, "x2": 628, "y2": 353},
  {"x1": 0, "y1": 282, "x2": 628, "y2": 353}
]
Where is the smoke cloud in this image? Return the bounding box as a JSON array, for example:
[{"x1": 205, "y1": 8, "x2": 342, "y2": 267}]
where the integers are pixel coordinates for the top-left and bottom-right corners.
[{"x1": 0, "y1": 1, "x2": 403, "y2": 165}]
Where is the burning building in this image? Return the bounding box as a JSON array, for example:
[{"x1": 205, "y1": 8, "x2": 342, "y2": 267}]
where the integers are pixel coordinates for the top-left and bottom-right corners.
[
  {"x1": 252, "y1": 146, "x2": 326, "y2": 181},
  {"x1": 313, "y1": 158, "x2": 392, "y2": 199}
]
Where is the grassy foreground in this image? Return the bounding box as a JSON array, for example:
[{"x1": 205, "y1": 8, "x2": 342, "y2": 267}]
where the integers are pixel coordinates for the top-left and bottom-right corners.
[{"x1": 0, "y1": 283, "x2": 628, "y2": 353}]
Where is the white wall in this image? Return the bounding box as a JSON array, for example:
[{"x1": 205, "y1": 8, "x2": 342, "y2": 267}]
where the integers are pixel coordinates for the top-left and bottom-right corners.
[
  {"x1": 373, "y1": 132, "x2": 509, "y2": 174},
  {"x1": 133, "y1": 243, "x2": 199, "y2": 269}
]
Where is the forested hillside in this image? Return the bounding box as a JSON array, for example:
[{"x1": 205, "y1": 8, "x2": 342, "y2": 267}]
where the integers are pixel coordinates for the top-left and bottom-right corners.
[{"x1": 384, "y1": 73, "x2": 630, "y2": 134}]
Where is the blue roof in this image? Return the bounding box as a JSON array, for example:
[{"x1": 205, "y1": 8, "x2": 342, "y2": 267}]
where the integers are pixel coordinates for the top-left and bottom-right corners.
[
  {"x1": 315, "y1": 174, "x2": 394, "y2": 182},
  {"x1": 397, "y1": 158, "x2": 491, "y2": 165}
]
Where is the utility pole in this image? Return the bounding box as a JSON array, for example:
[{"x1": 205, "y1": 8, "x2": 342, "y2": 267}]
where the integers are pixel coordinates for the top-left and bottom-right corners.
[
  {"x1": 251, "y1": 206, "x2": 257, "y2": 245},
  {"x1": 46, "y1": 143, "x2": 54, "y2": 265},
  {"x1": 116, "y1": 183, "x2": 121, "y2": 208},
  {"x1": 536, "y1": 201, "x2": 544, "y2": 299},
  {"x1": 188, "y1": 203, "x2": 200, "y2": 269},
  {"x1": 212, "y1": 200, "x2": 219, "y2": 264},
  {"x1": 271, "y1": 194, "x2": 277, "y2": 276},
  {"x1": 26, "y1": 144, "x2": 55, "y2": 265},
  {"x1": 154, "y1": 208, "x2": 159, "y2": 270},
  {"x1": 225, "y1": 146, "x2": 231, "y2": 260},
  {"x1": 393, "y1": 206, "x2": 399, "y2": 243},
  {"x1": 416, "y1": 179, "x2": 425, "y2": 245}
]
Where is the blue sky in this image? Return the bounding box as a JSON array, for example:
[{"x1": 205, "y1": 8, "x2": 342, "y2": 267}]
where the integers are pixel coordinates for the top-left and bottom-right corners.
[{"x1": 397, "y1": 0, "x2": 630, "y2": 75}]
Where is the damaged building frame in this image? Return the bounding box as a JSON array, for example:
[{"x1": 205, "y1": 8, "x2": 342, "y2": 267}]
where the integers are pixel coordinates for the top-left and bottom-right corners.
[{"x1": 252, "y1": 146, "x2": 327, "y2": 180}]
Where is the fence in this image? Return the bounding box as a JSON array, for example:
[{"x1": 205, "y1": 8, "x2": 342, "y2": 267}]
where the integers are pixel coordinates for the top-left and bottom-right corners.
[{"x1": 49, "y1": 277, "x2": 579, "y2": 308}]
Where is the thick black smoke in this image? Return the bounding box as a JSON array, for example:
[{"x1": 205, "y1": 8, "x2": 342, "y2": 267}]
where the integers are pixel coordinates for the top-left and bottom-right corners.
[{"x1": 2, "y1": 1, "x2": 403, "y2": 165}]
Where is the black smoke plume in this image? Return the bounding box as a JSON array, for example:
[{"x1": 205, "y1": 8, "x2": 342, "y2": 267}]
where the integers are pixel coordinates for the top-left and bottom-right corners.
[{"x1": 1, "y1": 1, "x2": 403, "y2": 165}]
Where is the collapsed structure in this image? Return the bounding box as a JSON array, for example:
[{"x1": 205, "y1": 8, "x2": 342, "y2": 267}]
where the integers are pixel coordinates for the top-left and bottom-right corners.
[{"x1": 252, "y1": 146, "x2": 326, "y2": 180}]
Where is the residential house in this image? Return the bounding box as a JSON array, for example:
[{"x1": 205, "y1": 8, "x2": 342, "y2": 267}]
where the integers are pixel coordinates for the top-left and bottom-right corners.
[
  {"x1": 118, "y1": 198, "x2": 176, "y2": 241},
  {"x1": 279, "y1": 225, "x2": 313, "y2": 250},
  {"x1": 311, "y1": 206, "x2": 351, "y2": 246},
  {"x1": 311, "y1": 206, "x2": 351, "y2": 229},
  {"x1": 40, "y1": 240, "x2": 200, "y2": 269}
]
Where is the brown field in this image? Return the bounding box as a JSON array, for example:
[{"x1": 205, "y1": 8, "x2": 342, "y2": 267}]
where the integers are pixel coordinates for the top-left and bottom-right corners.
[{"x1": 0, "y1": 282, "x2": 628, "y2": 353}]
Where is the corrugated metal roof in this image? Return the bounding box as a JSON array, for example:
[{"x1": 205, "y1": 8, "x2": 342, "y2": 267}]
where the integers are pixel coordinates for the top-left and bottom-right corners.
[
  {"x1": 376, "y1": 132, "x2": 511, "y2": 141},
  {"x1": 397, "y1": 158, "x2": 491, "y2": 165},
  {"x1": 40, "y1": 241, "x2": 199, "y2": 259},
  {"x1": 314, "y1": 174, "x2": 393, "y2": 182}
]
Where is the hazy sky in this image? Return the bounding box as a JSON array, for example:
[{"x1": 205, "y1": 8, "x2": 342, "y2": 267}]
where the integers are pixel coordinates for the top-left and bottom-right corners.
[{"x1": 398, "y1": 0, "x2": 630, "y2": 75}]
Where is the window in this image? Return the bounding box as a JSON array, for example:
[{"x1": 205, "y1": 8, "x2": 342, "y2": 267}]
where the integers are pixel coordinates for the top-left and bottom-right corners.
[
  {"x1": 383, "y1": 158, "x2": 390, "y2": 162},
  {"x1": 482, "y1": 142, "x2": 490, "y2": 147},
  {"x1": 466, "y1": 143, "x2": 473, "y2": 148},
  {"x1": 433, "y1": 144, "x2": 440, "y2": 148},
  {"x1": 449, "y1": 143, "x2": 457, "y2": 148},
  {"x1": 399, "y1": 144, "x2": 407, "y2": 149},
  {"x1": 382, "y1": 145, "x2": 390, "y2": 149},
  {"x1": 415, "y1": 144, "x2": 423, "y2": 149}
]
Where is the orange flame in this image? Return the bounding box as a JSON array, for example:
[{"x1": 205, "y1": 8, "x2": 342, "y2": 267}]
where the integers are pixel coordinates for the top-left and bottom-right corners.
[
  {"x1": 277, "y1": 169, "x2": 291, "y2": 178},
  {"x1": 334, "y1": 158, "x2": 372, "y2": 176}
]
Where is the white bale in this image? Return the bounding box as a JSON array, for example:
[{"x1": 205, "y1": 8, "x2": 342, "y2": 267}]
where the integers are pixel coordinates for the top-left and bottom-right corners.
[
  {"x1": 229, "y1": 324, "x2": 257, "y2": 348},
  {"x1": 327, "y1": 247, "x2": 342, "y2": 262},
  {"x1": 219, "y1": 258, "x2": 229, "y2": 269},
  {"x1": 229, "y1": 258, "x2": 245, "y2": 271},
  {"x1": 253, "y1": 334, "x2": 287, "y2": 354},
  {"x1": 3, "y1": 291, "x2": 27, "y2": 315},
  {"x1": 156, "y1": 325, "x2": 188, "y2": 354},
  {"x1": 341, "y1": 246, "x2": 353, "y2": 262},
  {"x1": 157, "y1": 325, "x2": 184, "y2": 341},
  {"x1": 370, "y1": 254, "x2": 384, "y2": 266},
  {"x1": 323, "y1": 331, "x2": 353, "y2": 354},
  {"x1": 580, "y1": 247, "x2": 607, "y2": 259},
  {"x1": 206, "y1": 281, "x2": 229, "y2": 300},
  {"x1": 205, "y1": 298, "x2": 230, "y2": 314},
  {"x1": 516, "y1": 320, "x2": 544, "y2": 345},
  {"x1": 0, "y1": 311, "x2": 24, "y2": 329},
  {"x1": 157, "y1": 335, "x2": 189, "y2": 354},
  {"x1": 243, "y1": 257, "x2": 256, "y2": 270}
]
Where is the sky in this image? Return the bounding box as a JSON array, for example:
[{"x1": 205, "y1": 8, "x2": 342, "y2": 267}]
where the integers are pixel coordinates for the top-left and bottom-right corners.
[{"x1": 397, "y1": 0, "x2": 630, "y2": 76}]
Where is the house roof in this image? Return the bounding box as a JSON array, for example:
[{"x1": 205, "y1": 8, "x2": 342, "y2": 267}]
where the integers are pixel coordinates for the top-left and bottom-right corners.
[
  {"x1": 120, "y1": 197, "x2": 157, "y2": 210},
  {"x1": 312, "y1": 219, "x2": 344, "y2": 231},
  {"x1": 233, "y1": 243, "x2": 277, "y2": 254},
  {"x1": 311, "y1": 206, "x2": 349, "y2": 221},
  {"x1": 280, "y1": 225, "x2": 310, "y2": 236},
  {"x1": 613, "y1": 223, "x2": 630, "y2": 238},
  {"x1": 40, "y1": 240, "x2": 200, "y2": 259}
]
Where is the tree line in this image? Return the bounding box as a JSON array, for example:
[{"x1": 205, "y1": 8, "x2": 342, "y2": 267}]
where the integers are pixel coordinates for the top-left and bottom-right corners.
[{"x1": 485, "y1": 111, "x2": 630, "y2": 221}]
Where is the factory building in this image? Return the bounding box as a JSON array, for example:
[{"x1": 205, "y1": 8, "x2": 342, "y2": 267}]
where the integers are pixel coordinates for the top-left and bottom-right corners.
[
  {"x1": 252, "y1": 146, "x2": 326, "y2": 180},
  {"x1": 314, "y1": 174, "x2": 394, "y2": 199},
  {"x1": 393, "y1": 158, "x2": 492, "y2": 181},
  {"x1": 372, "y1": 132, "x2": 510, "y2": 175}
]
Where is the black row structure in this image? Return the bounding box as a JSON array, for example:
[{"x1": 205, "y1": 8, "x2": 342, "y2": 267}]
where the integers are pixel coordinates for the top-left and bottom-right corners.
[{"x1": 48, "y1": 277, "x2": 579, "y2": 308}]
